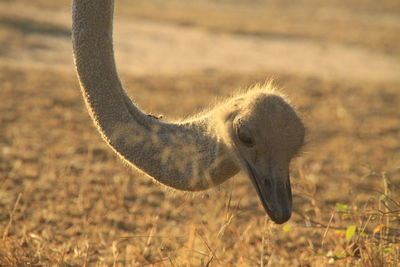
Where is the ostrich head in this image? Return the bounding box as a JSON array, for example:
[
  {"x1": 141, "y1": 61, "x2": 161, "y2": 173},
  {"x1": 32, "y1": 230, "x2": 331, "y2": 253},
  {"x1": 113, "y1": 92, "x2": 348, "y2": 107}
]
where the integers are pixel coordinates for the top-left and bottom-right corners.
[{"x1": 222, "y1": 90, "x2": 305, "y2": 223}]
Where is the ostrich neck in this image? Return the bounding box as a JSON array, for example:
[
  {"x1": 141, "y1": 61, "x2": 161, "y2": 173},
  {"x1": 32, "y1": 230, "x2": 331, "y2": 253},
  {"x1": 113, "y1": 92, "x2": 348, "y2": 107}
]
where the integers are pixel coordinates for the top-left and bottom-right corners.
[{"x1": 72, "y1": 0, "x2": 239, "y2": 190}]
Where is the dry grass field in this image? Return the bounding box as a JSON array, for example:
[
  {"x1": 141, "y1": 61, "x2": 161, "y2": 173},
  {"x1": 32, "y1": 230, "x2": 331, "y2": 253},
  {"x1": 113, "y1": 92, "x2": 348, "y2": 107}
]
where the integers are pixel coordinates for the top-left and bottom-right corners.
[{"x1": 1, "y1": 0, "x2": 399, "y2": 266}]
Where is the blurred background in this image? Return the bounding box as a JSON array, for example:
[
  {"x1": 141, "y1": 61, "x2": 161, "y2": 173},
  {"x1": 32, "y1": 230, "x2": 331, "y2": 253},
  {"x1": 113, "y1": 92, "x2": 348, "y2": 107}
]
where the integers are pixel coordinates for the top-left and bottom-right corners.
[{"x1": 0, "y1": 0, "x2": 399, "y2": 266}]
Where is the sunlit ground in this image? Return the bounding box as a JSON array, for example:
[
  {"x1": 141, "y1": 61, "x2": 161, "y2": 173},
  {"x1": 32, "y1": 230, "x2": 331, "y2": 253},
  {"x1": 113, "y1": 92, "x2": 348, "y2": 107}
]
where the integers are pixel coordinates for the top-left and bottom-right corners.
[{"x1": 0, "y1": 0, "x2": 399, "y2": 265}]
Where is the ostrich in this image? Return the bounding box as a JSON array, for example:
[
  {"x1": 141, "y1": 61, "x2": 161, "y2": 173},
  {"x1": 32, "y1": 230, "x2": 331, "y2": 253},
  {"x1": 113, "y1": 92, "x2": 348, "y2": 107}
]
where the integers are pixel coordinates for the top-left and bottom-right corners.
[{"x1": 72, "y1": 0, "x2": 305, "y2": 224}]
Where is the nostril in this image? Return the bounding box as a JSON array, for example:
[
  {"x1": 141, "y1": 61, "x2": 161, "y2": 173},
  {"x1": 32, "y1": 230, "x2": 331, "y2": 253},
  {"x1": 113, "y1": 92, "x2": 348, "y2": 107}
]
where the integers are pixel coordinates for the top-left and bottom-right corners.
[{"x1": 264, "y1": 178, "x2": 272, "y2": 188}]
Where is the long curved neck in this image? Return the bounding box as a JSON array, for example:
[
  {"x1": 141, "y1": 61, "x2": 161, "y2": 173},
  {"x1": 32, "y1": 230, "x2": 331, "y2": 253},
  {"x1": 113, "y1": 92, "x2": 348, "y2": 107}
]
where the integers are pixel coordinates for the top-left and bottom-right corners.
[{"x1": 72, "y1": 0, "x2": 239, "y2": 190}]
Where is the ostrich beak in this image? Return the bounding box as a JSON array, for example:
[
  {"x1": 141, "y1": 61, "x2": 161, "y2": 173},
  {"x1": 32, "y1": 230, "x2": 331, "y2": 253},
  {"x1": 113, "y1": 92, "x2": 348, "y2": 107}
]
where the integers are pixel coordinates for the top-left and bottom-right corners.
[{"x1": 244, "y1": 160, "x2": 292, "y2": 224}]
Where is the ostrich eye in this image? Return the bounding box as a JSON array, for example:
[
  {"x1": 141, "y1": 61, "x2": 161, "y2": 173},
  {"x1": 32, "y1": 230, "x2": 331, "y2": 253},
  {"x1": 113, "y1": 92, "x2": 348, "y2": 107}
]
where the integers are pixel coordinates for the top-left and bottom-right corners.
[{"x1": 236, "y1": 126, "x2": 254, "y2": 147}]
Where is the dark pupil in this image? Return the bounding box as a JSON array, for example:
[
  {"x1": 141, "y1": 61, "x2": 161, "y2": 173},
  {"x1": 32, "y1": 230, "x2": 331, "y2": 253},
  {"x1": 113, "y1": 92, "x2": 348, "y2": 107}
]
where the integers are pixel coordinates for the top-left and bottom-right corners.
[{"x1": 237, "y1": 128, "x2": 254, "y2": 147}]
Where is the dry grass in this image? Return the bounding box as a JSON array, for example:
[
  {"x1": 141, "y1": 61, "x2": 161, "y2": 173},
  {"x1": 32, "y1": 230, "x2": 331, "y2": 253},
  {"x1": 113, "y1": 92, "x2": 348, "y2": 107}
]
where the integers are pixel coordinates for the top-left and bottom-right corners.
[{"x1": 1, "y1": 0, "x2": 399, "y2": 266}]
